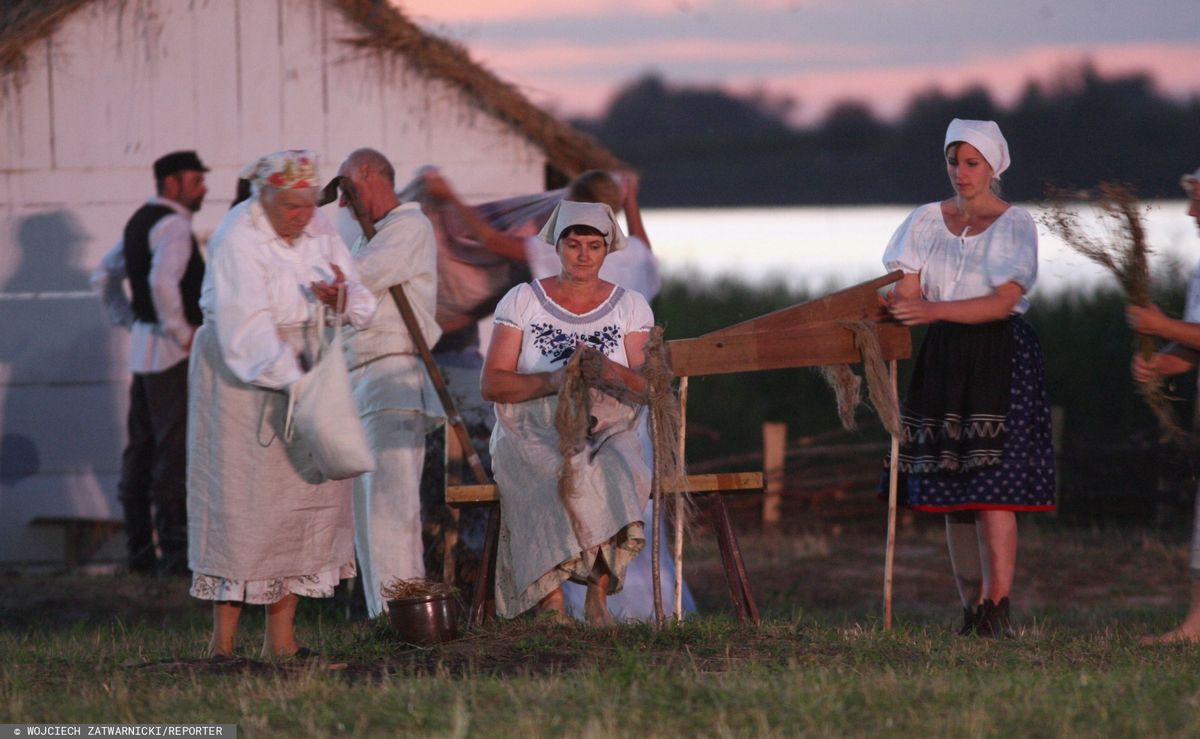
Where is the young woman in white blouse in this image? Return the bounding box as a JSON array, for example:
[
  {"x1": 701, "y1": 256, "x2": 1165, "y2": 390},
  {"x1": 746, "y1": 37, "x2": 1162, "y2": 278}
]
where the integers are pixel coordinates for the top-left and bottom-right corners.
[{"x1": 884, "y1": 119, "x2": 1056, "y2": 638}]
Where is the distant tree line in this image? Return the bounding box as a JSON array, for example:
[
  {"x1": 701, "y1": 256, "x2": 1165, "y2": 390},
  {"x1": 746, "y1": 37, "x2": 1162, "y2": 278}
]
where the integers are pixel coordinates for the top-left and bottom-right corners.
[{"x1": 573, "y1": 64, "x2": 1200, "y2": 207}]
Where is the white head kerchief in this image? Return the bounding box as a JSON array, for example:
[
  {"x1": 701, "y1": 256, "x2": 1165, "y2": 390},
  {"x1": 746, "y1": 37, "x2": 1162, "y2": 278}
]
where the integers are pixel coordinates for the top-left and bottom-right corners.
[
  {"x1": 944, "y1": 119, "x2": 1010, "y2": 178},
  {"x1": 239, "y1": 149, "x2": 319, "y2": 195},
  {"x1": 1182, "y1": 167, "x2": 1200, "y2": 196},
  {"x1": 538, "y1": 200, "x2": 627, "y2": 252}
]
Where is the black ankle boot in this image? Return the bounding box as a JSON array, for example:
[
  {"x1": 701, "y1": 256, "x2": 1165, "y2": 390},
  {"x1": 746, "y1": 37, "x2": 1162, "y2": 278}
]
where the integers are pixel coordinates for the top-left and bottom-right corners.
[
  {"x1": 957, "y1": 604, "x2": 983, "y2": 636},
  {"x1": 976, "y1": 597, "x2": 1016, "y2": 639}
]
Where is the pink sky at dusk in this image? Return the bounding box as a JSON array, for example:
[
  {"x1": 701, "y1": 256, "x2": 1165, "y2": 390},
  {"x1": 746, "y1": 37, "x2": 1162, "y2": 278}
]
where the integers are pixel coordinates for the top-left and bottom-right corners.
[{"x1": 397, "y1": 0, "x2": 1200, "y2": 125}]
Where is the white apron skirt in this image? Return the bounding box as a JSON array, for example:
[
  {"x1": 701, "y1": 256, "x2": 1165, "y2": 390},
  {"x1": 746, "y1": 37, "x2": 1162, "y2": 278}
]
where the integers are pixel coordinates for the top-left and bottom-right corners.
[
  {"x1": 186, "y1": 323, "x2": 355, "y2": 603},
  {"x1": 490, "y1": 393, "x2": 649, "y2": 618}
]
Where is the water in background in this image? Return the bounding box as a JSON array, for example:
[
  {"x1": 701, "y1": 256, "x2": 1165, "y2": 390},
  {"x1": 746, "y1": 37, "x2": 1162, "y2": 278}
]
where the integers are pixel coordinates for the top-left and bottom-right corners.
[{"x1": 644, "y1": 201, "x2": 1199, "y2": 296}]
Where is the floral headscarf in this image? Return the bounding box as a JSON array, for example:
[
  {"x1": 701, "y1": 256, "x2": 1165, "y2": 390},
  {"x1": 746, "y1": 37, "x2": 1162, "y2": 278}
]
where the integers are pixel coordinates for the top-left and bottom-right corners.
[{"x1": 239, "y1": 149, "x2": 319, "y2": 194}]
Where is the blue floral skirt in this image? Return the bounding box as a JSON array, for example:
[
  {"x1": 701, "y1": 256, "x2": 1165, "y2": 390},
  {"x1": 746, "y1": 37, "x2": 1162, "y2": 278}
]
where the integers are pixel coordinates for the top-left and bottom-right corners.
[{"x1": 885, "y1": 316, "x2": 1056, "y2": 512}]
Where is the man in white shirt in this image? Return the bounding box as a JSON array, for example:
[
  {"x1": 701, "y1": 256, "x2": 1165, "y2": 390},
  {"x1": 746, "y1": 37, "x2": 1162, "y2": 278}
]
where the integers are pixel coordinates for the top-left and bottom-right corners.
[
  {"x1": 1128, "y1": 166, "x2": 1200, "y2": 644},
  {"x1": 337, "y1": 148, "x2": 443, "y2": 617},
  {"x1": 93, "y1": 150, "x2": 208, "y2": 575}
]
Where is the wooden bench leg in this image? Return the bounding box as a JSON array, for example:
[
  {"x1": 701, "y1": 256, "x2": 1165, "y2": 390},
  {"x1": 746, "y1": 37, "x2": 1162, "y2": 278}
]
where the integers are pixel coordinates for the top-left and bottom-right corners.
[
  {"x1": 710, "y1": 494, "x2": 761, "y2": 625},
  {"x1": 469, "y1": 503, "x2": 501, "y2": 628},
  {"x1": 442, "y1": 425, "x2": 464, "y2": 585},
  {"x1": 63, "y1": 523, "x2": 83, "y2": 570}
]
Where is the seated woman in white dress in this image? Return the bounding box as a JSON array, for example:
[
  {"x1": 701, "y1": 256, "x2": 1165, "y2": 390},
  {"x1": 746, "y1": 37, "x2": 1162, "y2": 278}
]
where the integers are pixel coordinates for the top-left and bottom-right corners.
[{"x1": 482, "y1": 201, "x2": 654, "y2": 625}]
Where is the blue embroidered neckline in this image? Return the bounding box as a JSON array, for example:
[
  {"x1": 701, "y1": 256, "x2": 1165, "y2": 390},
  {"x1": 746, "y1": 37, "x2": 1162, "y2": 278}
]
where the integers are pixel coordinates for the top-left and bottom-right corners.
[{"x1": 531, "y1": 279, "x2": 624, "y2": 325}]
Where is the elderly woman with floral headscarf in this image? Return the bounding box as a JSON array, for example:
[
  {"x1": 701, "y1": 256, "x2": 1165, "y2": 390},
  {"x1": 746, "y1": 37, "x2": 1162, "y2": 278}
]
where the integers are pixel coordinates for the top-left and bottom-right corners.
[
  {"x1": 882, "y1": 119, "x2": 1055, "y2": 638},
  {"x1": 187, "y1": 150, "x2": 375, "y2": 660},
  {"x1": 482, "y1": 200, "x2": 654, "y2": 625}
]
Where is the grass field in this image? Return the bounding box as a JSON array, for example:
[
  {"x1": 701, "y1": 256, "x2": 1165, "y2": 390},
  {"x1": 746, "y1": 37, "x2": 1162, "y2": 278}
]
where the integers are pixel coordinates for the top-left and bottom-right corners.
[{"x1": 4, "y1": 520, "x2": 1200, "y2": 737}]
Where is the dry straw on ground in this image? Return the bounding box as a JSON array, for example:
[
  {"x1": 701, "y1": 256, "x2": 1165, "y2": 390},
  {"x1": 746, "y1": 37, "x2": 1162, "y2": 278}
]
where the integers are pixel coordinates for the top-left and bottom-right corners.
[
  {"x1": 1041, "y1": 182, "x2": 1184, "y2": 441},
  {"x1": 382, "y1": 578, "x2": 455, "y2": 601}
]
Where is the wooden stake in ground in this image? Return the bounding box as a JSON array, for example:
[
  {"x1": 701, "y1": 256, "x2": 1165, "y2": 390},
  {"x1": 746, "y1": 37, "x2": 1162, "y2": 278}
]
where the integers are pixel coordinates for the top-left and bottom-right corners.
[
  {"x1": 674, "y1": 377, "x2": 688, "y2": 621},
  {"x1": 652, "y1": 455, "x2": 664, "y2": 625},
  {"x1": 884, "y1": 359, "x2": 900, "y2": 630}
]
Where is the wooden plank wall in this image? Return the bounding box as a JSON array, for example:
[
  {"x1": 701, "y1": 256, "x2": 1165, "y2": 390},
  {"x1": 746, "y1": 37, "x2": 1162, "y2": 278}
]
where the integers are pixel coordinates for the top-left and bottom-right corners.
[{"x1": 0, "y1": 0, "x2": 548, "y2": 564}]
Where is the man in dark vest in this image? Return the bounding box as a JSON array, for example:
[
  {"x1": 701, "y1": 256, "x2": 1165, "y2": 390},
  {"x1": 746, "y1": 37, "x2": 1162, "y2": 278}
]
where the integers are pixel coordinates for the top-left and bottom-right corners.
[{"x1": 113, "y1": 150, "x2": 208, "y2": 575}]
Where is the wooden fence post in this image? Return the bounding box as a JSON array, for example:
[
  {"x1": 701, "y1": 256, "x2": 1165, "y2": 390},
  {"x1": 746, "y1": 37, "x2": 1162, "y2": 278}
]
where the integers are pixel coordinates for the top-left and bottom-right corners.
[
  {"x1": 762, "y1": 422, "x2": 786, "y2": 527},
  {"x1": 442, "y1": 425, "x2": 462, "y2": 585}
]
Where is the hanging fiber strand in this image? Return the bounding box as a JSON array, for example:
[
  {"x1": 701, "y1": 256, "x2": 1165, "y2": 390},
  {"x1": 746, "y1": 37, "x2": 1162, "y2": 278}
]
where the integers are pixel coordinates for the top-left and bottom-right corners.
[
  {"x1": 554, "y1": 350, "x2": 592, "y2": 502},
  {"x1": 641, "y1": 327, "x2": 689, "y2": 513},
  {"x1": 813, "y1": 320, "x2": 900, "y2": 437},
  {"x1": 817, "y1": 364, "x2": 862, "y2": 431},
  {"x1": 554, "y1": 341, "x2": 660, "y2": 501},
  {"x1": 1041, "y1": 182, "x2": 1184, "y2": 442},
  {"x1": 640, "y1": 326, "x2": 690, "y2": 625},
  {"x1": 843, "y1": 319, "x2": 902, "y2": 437},
  {"x1": 552, "y1": 328, "x2": 689, "y2": 623}
]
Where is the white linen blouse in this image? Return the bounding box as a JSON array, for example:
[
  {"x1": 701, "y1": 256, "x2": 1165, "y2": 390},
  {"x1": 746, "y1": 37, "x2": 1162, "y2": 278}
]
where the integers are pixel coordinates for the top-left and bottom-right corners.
[
  {"x1": 882, "y1": 202, "x2": 1039, "y2": 315},
  {"x1": 200, "y1": 199, "x2": 375, "y2": 389},
  {"x1": 493, "y1": 280, "x2": 654, "y2": 374}
]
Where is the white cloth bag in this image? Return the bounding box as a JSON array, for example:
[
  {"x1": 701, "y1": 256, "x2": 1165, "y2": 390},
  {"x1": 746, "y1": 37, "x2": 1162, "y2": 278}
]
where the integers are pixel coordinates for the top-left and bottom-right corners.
[{"x1": 284, "y1": 298, "x2": 375, "y2": 480}]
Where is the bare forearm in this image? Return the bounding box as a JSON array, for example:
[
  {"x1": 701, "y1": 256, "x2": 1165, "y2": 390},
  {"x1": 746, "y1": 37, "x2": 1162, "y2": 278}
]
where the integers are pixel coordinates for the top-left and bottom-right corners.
[
  {"x1": 441, "y1": 193, "x2": 528, "y2": 262},
  {"x1": 1149, "y1": 318, "x2": 1200, "y2": 351},
  {"x1": 624, "y1": 198, "x2": 649, "y2": 247},
  {"x1": 928, "y1": 293, "x2": 1020, "y2": 324},
  {"x1": 481, "y1": 369, "x2": 559, "y2": 403},
  {"x1": 602, "y1": 361, "x2": 647, "y2": 396}
]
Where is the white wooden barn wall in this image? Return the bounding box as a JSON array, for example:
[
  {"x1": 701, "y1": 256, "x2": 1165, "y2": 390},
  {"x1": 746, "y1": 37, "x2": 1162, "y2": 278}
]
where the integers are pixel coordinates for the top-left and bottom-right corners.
[{"x1": 0, "y1": 0, "x2": 547, "y2": 564}]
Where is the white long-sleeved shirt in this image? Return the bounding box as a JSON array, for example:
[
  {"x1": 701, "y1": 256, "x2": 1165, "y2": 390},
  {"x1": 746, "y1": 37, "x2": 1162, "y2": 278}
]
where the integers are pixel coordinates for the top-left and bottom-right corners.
[
  {"x1": 90, "y1": 197, "x2": 198, "y2": 373},
  {"x1": 200, "y1": 199, "x2": 375, "y2": 389},
  {"x1": 343, "y1": 202, "x2": 444, "y2": 418},
  {"x1": 343, "y1": 202, "x2": 442, "y2": 367}
]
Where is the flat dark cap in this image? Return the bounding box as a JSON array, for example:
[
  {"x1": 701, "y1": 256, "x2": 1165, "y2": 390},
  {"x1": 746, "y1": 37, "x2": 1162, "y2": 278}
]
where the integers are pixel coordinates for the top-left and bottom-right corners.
[{"x1": 154, "y1": 150, "x2": 209, "y2": 179}]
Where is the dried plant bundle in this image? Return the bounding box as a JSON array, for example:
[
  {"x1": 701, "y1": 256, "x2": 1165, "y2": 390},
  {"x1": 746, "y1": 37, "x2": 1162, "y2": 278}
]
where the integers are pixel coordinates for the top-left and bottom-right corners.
[
  {"x1": 382, "y1": 578, "x2": 454, "y2": 601},
  {"x1": 1041, "y1": 182, "x2": 1184, "y2": 441}
]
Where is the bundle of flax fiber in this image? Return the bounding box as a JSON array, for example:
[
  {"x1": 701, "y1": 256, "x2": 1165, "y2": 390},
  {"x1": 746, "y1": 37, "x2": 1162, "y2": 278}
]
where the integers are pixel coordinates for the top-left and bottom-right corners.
[
  {"x1": 816, "y1": 319, "x2": 901, "y2": 436},
  {"x1": 554, "y1": 327, "x2": 688, "y2": 624},
  {"x1": 1042, "y1": 182, "x2": 1184, "y2": 442}
]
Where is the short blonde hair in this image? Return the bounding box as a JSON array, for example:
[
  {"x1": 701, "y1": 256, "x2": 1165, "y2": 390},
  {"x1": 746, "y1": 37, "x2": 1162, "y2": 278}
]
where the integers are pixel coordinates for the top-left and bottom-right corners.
[{"x1": 566, "y1": 170, "x2": 621, "y2": 212}]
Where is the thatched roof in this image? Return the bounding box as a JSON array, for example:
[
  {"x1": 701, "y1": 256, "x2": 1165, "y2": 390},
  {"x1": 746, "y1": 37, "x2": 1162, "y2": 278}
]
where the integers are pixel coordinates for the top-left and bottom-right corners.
[{"x1": 0, "y1": 0, "x2": 622, "y2": 176}]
